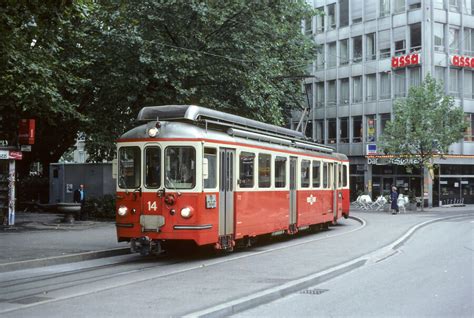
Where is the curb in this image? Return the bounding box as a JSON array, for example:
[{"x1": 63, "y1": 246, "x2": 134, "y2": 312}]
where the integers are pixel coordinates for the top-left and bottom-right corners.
[
  {"x1": 184, "y1": 212, "x2": 472, "y2": 318},
  {"x1": 0, "y1": 247, "x2": 131, "y2": 273}
]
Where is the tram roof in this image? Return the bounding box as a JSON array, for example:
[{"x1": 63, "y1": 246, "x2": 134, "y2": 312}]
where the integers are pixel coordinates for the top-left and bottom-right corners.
[{"x1": 137, "y1": 105, "x2": 335, "y2": 154}]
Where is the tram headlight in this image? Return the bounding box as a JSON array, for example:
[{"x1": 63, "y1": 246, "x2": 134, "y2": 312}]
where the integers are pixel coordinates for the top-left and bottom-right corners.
[
  {"x1": 118, "y1": 205, "x2": 128, "y2": 216},
  {"x1": 148, "y1": 127, "x2": 160, "y2": 137},
  {"x1": 180, "y1": 207, "x2": 193, "y2": 219}
]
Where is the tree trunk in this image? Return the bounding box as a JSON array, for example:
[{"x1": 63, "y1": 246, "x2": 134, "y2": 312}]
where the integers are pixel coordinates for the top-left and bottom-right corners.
[{"x1": 420, "y1": 166, "x2": 424, "y2": 212}]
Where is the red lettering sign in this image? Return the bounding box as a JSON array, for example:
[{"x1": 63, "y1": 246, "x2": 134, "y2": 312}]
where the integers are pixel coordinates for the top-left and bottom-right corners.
[
  {"x1": 9, "y1": 151, "x2": 22, "y2": 160},
  {"x1": 450, "y1": 55, "x2": 474, "y2": 68},
  {"x1": 391, "y1": 54, "x2": 421, "y2": 69}
]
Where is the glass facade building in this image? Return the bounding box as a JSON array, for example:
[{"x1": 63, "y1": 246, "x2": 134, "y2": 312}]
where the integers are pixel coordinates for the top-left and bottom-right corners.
[{"x1": 296, "y1": 0, "x2": 474, "y2": 205}]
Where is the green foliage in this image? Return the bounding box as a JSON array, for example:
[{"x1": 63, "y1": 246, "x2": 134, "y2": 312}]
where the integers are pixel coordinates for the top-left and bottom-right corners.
[
  {"x1": 380, "y1": 75, "x2": 467, "y2": 165},
  {"x1": 83, "y1": 194, "x2": 116, "y2": 220}
]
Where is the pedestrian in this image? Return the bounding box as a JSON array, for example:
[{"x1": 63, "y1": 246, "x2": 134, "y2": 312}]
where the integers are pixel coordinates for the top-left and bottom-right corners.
[
  {"x1": 73, "y1": 184, "x2": 87, "y2": 220},
  {"x1": 390, "y1": 186, "x2": 399, "y2": 215}
]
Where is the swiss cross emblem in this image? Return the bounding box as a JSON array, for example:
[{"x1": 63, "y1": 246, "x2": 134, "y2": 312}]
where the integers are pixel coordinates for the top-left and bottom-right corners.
[{"x1": 307, "y1": 195, "x2": 317, "y2": 205}]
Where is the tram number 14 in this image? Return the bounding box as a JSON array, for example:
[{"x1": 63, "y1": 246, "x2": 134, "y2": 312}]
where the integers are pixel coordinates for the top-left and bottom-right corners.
[{"x1": 147, "y1": 201, "x2": 158, "y2": 211}]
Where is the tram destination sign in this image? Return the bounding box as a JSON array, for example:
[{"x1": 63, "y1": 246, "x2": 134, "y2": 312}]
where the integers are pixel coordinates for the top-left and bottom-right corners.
[{"x1": 367, "y1": 157, "x2": 420, "y2": 166}]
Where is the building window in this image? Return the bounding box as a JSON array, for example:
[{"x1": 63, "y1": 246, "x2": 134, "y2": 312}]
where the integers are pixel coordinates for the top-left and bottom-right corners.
[
  {"x1": 366, "y1": 33, "x2": 376, "y2": 61},
  {"x1": 434, "y1": 23, "x2": 445, "y2": 52},
  {"x1": 353, "y1": 76, "x2": 363, "y2": 103},
  {"x1": 394, "y1": 27, "x2": 406, "y2": 56},
  {"x1": 316, "y1": 7, "x2": 325, "y2": 33},
  {"x1": 305, "y1": 18, "x2": 312, "y2": 35},
  {"x1": 394, "y1": 0, "x2": 405, "y2": 13},
  {"x1": 380, "y1": 113, "x2": 391, "y2": 135},
  {"x1": 316, "y1": 45, "x2": 325, "y2": 70},
  {"x1": 315, "y1": 120, "x2": 325, "y2": 143},
  {"x1": 464, "y1": 70, "x2": 474, "y2": 99},
  {"x1": 434, "y1": 0, "x2": 444, "y2": 9},
  {"x1": 352, "y1": 1, "x2": 363, "y2": 24},
  {"x1": 449, "y1": 27, "x2": 460, "y2": 54},
  {"x1": 379, "y1": 30, "x2": 391, "y2": 58},
  {"x1": 340, "y1": 39, "x2": 349, "y2": 65},
  {"x1": 464, "y1": 28, "x2": 474, "y2": 56},
  {"x1": 449, "y1": 68, "x2": 460, "y2": 97},
  {"x1": 340, "y1": 117, "x2": 349, "y2": 143},
  {"x1": 380, "y1": 0, "x2": 390, "y2": 17},
  {"x1": 316, "y1": 82, "x2": 324, "y2": 107},
  {"x1": 380, "y1": 72, "x2": 391, "y2": 100},
  {"x1": 408, "y1": 0, "x2": 422, "y2": 10},
  {"x1": 339, "y1": 0, "x2": 349, "y2": 27},
  {"x1": 366, "y1": 74, "x2": 377, "y2": 101},
  {"x1": 327, "y1": 3, "x2": 336, "y2": 30},
  {"x1": 394, "y1": 69, "x2": 406, "y2": 97},
  {"x1": 366, "y1": 0, "x2": 377, "y2": 20},
  {"x1": 340, "y1": 78, "x2": 349, "y2": 104},
  {"x1": 328, "y1": 118, "x2": 337, "y2": 144},
  {"x1": 328, "y1": 80, "x2": 337, "y2": 106},
  {"x1": 366, "y1": 115, "x2": 377, "y2": 142},
  {"x1": 353, "y1": 36, "x2": 362, "y2": 63},
  {"x1": 304, "y1": 83, "x2": 313, "y2": 108},
  {"x1": 410, "y1": 23, "x2": 421, "y2": 52},
  {"x1": 328, "y1": 42, "x2": 337, "y2": 67},
  {"x1": 435, "y1": 66, "x2": 445, "y2": 84},
  {"x1": 449, "y1": 0, "x2": 460, "y2": 12},
  {"x1": 465, "y1": 113, "x2": 474, "y2": 142},
  {"x1": 410, "y1": 67, "x2": 422, "y2": 88},
  {"x1": 353, "y1": 116, "x2": 363, "y2": 143}
]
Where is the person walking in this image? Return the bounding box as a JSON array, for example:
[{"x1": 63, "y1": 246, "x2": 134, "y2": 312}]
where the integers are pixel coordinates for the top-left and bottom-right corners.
[
  {"x1": 73, "y1": 184, "x2": 87, "y2": 220},
  {"x1": 390, "y1": 186, "x2": 399, "y2": 215}
]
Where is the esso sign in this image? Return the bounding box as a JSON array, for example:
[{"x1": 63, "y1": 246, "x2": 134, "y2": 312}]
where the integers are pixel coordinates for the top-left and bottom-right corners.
[
  {"x1": 391, "y1": 54, "x2": 420, "y2": 68},
  {"x1": 451, "y1": 55, "x2": 474, "y2": 68}
]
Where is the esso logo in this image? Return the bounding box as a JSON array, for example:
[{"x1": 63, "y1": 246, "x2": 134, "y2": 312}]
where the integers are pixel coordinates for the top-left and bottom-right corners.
[
  {"x1": 391, "y1": 54, "x2": 420, "y2": 69},
  {"x1": 451, "y1": 55, "x2": 474, "y2": 68}
]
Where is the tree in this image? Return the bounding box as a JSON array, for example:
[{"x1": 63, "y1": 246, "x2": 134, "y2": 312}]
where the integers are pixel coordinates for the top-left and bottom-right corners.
[
  {"x1": 81, "y1": 0, "x2": 317, "y2": 160},
  {"x1": 379, "y1": 75, "x2": 467, "y2": 210}
]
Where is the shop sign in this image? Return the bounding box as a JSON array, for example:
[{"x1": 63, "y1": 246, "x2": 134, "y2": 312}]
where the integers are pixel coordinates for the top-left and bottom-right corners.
[
  {"x1": 450, "y1": 55, "x2": 474, "y2": 68},
  {"x1": 18, "y1": 119, "x2": 35, "y2": 145},
  {"x1": 0, "y1": 150, "x2": 23, "y2": 160},
  {"x1": 391, "y1": 53, "x2": 420, "y2": 69},
  {"x1": 366, "y1": 144, "x2": 377, "y2": 155},
  {"x1": 367, "y1": 157, "x2": 420, "y2": 165},
  {"x1": 461, "y1": 180, "x2": 469, "y2": 185}
]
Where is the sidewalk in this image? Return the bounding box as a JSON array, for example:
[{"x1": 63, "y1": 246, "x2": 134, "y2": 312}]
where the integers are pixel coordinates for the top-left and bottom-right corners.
[{"x1": 0, "y1": 211, "x2": 129, "y2": 272}]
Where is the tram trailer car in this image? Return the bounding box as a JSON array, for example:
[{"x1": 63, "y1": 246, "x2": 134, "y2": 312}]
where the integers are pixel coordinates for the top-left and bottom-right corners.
[{"x1": 115, "y1": 105, "x2": 350, "y2": 255}]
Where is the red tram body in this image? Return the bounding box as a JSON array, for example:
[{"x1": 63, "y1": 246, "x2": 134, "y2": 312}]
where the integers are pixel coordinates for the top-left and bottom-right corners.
[{"x1": 115, "y1": 105, "x2": 350, "y2": 254}]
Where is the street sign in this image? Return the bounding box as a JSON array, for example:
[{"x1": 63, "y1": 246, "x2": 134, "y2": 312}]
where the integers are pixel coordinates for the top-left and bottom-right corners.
[
  {"x1": 0, "y1": 140, "x2": 8, "y2": 146},
  {"x1": 20, "y1": 145, "x2": 32, "y2": 152}
]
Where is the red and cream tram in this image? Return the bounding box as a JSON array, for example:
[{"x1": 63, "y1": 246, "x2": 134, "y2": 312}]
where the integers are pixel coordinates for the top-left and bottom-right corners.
[{"x1": 115, "y1": 105, "x2": 349, "y2": 254}]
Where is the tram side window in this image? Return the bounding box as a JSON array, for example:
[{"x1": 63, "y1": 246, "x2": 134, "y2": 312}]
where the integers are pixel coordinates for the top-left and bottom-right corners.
[
  {"x1": 118, "y1": 146, "x2": 141, "y2": 189},
  {"x1": 301, "y1": 160, "x2": 311, "y2": 188},
  {"x1": 204, "y1": 148, "x2": 217, "y2": 189},
  {"x1": 323, "y1": 162, "x2": 328, "y2": 188},
  {"x1": 258, "y1": 153, "x2": 271, "y2": 188},
  {"x1": 239, "y1": 152, "x2": 255, "y2": 188},
  {"x1": 312, "y1": 160, "x2": 321, "y2": 188},
  {"x1": 343, "y1": 164, "x2": 348, "y2": 187},
  {"x1": 274, "y1": 156, "x2": 287, "y2": 188},
  {"x1": 145, "y1": 147, "x2": 161, "y2": 188},
  {"x1": 165, "y1": 146, "x2": 196, "y2": 189}
]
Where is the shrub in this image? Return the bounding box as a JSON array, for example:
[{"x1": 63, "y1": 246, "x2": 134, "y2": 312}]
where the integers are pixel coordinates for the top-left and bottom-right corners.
[{"x1": 83, "y1": 194, "x2": 116, "y2": 220}]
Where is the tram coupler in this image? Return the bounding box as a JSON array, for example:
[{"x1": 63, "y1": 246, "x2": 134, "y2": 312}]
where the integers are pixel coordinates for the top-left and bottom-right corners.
[
  {"x1": 131, "y1": 236, "x2": 163, "y2": 256},
  {"x1": 215, "y1": 235, "x2": 235, "y2": 251}
]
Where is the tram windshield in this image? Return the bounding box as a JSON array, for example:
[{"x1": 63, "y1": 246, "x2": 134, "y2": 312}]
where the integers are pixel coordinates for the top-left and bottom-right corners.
[
  {"x1": 118, "y1": 147, "x2": 141, "y2": 189},
  {"x1": 165, "y1": 146, "x2": 196, "y2": 189}
]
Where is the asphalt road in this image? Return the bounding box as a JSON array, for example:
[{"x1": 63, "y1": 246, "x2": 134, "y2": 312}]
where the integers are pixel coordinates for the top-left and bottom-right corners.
[
  {"x1": 235, "y1": 214, "x2": 474, "y2": 317},
  {"x1": 0, "y1": 210, "x2": 472, "y2": 317}
]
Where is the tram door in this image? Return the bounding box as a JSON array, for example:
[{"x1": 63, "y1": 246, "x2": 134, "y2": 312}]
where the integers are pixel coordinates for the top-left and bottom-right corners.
[
  {"x1": 333, "y1": 163, "x2": 343, "y2": 221},
  {"x1": 289, "y1": 157, "x2": 298, "y2": 227},
  {"x1": 219, "y1": 148, "x2": 235, "y2": 238}
]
